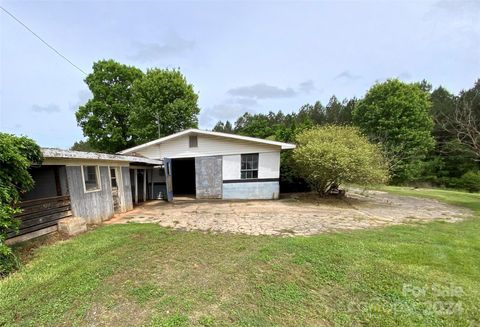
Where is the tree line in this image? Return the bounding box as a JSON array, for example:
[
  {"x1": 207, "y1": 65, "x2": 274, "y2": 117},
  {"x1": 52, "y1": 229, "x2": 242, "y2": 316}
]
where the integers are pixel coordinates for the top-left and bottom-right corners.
[
  {"x1": 73, "y1": 59, "x2": 479, "y2": 191},
  {"x1": 213, "y1": 79, "x2": 480, "y2": 190}
]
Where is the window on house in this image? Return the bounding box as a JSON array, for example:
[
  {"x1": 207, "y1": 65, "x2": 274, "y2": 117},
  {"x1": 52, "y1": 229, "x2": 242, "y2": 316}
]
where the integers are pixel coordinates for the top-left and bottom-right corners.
[
  {"x1": 110, "y1": 168, "x2": 118, "y2": 189},
  {"x1": 83, "y1": 166, "x2": 100, "y2": 192},
  {"x1": 241, "y1": 154, "x2": 259, "y2": 179},
  {"x1": 189, "y1": 135, "x2": 198, "y2": 148}
]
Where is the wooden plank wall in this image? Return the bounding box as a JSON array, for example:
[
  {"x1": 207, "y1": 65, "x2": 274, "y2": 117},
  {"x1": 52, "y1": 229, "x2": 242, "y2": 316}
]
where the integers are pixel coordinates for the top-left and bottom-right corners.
[
  {"x1": 8, "y1": 195, "x2": 72, "y2": 238},
  {"x1": 66, "y1": 166, "x2": 114, "y2": 223},
  {"x1": 121, "y1": 166, "x2": 133, "y2": 211}
]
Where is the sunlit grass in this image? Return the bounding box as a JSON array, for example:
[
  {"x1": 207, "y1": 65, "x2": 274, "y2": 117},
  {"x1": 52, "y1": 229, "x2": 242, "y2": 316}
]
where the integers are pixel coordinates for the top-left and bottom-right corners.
[{"x1": 1, "y1": 188, "x2": 479, "y2": 326}]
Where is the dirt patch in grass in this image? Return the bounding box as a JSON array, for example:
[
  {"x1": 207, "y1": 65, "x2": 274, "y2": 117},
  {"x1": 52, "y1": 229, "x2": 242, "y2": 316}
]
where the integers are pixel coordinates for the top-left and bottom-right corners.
[{"x1": 11, "y1": 232, "x2": 70, "y2": 263}]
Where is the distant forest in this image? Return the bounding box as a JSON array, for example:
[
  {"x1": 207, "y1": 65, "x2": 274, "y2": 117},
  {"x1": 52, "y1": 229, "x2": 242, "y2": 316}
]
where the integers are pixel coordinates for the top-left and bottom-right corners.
[
  {"x1": 71, "y1": 60, "x2": 479, "y2": 192},
  {"x1": 213, "y1": 79, "x2": 480, "y2": 190}
]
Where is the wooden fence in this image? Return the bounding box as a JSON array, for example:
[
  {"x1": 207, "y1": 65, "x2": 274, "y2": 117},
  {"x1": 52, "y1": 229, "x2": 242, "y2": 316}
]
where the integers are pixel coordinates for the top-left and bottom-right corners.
[{"x1": 7, "y1": 195, "x2": 73, "y2": 238}]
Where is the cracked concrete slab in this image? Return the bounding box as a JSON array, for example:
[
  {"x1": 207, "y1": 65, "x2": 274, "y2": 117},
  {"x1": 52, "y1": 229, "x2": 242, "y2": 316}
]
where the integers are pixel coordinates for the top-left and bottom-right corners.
[{"x1": 107, "y1": 189, "x2": 470, "y2": 236}]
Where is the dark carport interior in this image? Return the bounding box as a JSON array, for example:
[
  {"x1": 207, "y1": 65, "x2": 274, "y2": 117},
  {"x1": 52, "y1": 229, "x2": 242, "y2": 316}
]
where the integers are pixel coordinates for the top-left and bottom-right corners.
[{"x1": 171, "y1": 158, "x2": 196, "y2": 196}]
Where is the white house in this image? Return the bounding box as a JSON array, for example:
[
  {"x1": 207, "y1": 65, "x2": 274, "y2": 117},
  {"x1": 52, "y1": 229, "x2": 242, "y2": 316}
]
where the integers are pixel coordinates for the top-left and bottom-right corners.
[{"x1": 118, "y1": 129, "x2": 295, "y2": 200}]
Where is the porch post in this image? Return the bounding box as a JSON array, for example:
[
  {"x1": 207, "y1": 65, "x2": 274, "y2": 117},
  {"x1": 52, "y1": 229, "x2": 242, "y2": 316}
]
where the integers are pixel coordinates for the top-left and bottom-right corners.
[
  {"x1": 134, "y1": 168, "x2": 138, "y2": 204},
  {"x1": 143, "y1": 169, "x2": 147, "y2": 201},
  {"x1": 151, "y1": 169, "x2": 154, "y2": 199}
]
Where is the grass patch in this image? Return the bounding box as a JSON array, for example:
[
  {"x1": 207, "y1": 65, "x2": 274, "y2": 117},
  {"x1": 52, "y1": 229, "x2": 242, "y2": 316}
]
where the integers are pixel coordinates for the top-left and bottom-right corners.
[{"x1": 0, "y1": 188, "x2": 479, "y2": 326}]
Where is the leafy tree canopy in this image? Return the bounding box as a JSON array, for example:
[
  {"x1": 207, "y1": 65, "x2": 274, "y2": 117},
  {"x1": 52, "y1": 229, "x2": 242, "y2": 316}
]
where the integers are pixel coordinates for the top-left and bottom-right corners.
[
  {"x1": 213, "y1": 120, "x2": 233, "y2": 133},
  {"x1": 70, "y1": 140, "x2": 97, "y2": 152},
  {"x1": 76, "y1": 59, "x2": 144, "y2": 153},
  {"x1": 293, "y1": 126, "x2": 388, "y2": 195},
  {"x1": 129, "y1": 68, "x2": 200, "y2": 143},
  {"x1": 353, "y1": 79, "x2": 435, "y2": 183}
]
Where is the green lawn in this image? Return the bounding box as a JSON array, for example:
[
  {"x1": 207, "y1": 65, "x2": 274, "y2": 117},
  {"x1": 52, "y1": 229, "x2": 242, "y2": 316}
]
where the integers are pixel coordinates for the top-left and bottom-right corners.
[{"x1": 1, "y1": 188, "x2": 479, "y2": 326}]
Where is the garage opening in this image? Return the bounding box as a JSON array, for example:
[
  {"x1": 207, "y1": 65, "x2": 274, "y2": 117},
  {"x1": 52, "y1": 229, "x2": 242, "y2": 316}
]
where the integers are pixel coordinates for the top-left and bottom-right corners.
[{"x1": 171, "y1": 158, "x2": 196, "y2": 197}]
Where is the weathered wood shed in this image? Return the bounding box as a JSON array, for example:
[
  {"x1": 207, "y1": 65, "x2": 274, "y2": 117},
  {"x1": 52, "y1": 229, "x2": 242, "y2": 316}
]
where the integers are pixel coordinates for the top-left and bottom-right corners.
[{"x1": 7, "y1": 148, "x2": 162, "y2": 243}]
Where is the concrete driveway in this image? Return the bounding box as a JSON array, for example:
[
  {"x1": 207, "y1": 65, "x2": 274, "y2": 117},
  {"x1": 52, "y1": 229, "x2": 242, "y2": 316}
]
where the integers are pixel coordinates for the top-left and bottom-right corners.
[{"x1": 108, "y1": 189, "x2": 469, "y2": 236}]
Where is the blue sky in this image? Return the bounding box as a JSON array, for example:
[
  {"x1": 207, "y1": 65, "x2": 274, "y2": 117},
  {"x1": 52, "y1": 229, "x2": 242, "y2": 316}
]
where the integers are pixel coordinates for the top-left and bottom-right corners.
[{"x1": 0, "y1": 0, "x2": 479, "y2": 149}]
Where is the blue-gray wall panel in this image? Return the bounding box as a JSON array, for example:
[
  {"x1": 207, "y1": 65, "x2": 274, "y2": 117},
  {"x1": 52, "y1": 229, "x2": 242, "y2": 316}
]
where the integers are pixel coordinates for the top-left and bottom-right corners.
[
  {"x1": 195, "y1": 156, "x2": 222, "y2": 199},
  {"x1": 222, "y1": 181, "x2": 279, "y2": 200}
]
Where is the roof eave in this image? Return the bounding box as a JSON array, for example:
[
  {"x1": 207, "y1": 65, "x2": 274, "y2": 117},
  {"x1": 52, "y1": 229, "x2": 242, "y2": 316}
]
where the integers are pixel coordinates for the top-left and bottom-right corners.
[{"x1": 118, "y1": 129, "x2": 296, "y2": 154}]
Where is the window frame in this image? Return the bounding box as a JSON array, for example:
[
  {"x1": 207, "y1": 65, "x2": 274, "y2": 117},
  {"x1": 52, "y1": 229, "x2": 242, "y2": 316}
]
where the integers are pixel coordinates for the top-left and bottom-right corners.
[
  {"x1": 81, "y1": 165, "x2": 102, "y2": 193},
  {"x1": 189, "y1": 135, "x2": 198, "y2": 148},
  {"x1": 109, "y1": 167, "x2": 118, "y2": 190},
  {"x1": 240, "y1": 153, "x2": 259, "y2": 180}
]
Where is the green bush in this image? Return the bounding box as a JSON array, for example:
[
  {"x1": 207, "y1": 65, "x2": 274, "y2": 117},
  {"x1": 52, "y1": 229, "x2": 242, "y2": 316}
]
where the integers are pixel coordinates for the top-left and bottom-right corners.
[
  {"x1": 0, "y1": 245, "x2": 20, "y2": 277},
  {"x1": 458, "y1": 171, "x2": 480, "y2": 193},
  {"x1": 0, "y1": 133, "x2": 42, "y2": 276},
  {"x1": 293, "y1": 125, "x2": 389, "y2": 196}
]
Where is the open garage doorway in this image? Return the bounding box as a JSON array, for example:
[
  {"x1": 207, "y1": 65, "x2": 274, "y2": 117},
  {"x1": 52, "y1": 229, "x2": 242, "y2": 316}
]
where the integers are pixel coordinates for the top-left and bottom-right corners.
[{"x1": 171, "y1": 158, "x2": 196, "y2": 197}]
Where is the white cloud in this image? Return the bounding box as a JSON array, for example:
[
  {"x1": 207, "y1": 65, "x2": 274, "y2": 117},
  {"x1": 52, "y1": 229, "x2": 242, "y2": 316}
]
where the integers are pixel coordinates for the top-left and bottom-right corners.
[
  {"x1": 298, "y1": 80, "x2": 315, "y2": 93},
  {"x1": 69, "y1": 89, "x2": 92, "y2": 112},
  {"x1": 31, "y1": 104, "x2": 61, "y2": 113},
  {"x1": 128, "y1": 31, "x2": 194, "y2": 62},
  {"x1": 334, "y1": 70, "x2": 362, "y2": 81},
  {"x1": 227, "y1": 83, "x2": 297, "y2": 99},
  {"x1": 200, "y1": 96, "x2": 260, "y2": 128}
]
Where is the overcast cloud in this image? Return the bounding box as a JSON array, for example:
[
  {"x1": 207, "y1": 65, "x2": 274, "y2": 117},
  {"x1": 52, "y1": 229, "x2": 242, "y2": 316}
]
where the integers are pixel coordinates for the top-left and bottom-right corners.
[{"x1": 0, "y1": 0, "x2": 478, "y2": 148}]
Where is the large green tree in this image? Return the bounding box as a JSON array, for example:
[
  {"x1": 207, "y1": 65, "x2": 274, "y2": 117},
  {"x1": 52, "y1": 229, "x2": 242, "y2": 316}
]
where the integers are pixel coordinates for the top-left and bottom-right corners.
[
  {"x1": 353, "y1": 79, "x2": 435, "y2": 183},
  {"x1": 76, "y1": 60, "x2": 144, "y2": 153},
  {"x1": 0, "y1": 133, "x2": 42, "y2": 275},
  {"x1": 129, "y1": 69, "x2": 200, "y2": 143}
]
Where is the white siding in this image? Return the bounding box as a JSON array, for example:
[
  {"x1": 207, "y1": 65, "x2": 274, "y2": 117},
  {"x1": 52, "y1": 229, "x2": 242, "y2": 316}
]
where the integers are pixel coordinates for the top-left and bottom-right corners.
[
  {"x1": 136, "y1": 145, "x2": 160, "y2": 158},
  {"x1": 222, "y1": 151, "x2": 280, "y2": 181},
  {"x1": 258, "y1": 152, "x2": 280, "y2": 179},
  {"x1": 138, "y1": 134, "x2": 281, "y2": 159},
  {"x1": 222, "y1": 155, "x2": 241, "y2": 180}
]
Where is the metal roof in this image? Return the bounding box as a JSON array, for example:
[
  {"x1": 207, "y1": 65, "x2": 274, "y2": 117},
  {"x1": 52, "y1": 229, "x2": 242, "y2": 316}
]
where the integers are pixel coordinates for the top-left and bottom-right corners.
[
  {"x1": 41, "y1": 148, "x2": 163, "y2": 165},
  {"x1": 118, "y1": 128, "x2": 296, "y2": 155}
]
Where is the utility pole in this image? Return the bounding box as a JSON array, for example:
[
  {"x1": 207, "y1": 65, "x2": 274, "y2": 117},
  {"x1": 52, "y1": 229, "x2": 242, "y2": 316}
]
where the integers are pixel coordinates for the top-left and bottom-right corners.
[{"x1": 156, "y1": 112, "x2": 161, "y2": 138}]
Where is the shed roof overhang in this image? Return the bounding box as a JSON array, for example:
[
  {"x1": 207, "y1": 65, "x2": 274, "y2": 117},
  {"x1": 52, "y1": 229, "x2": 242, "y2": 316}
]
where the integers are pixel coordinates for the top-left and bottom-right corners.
[{"x1": 40, "y1": 148, "x2": 163, "y2": 166}]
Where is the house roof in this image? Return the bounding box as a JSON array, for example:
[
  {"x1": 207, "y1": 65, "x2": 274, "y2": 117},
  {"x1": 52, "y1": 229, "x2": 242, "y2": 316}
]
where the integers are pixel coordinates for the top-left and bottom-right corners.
[
  {"x1": 117, "y1": 128, "x2": 296, "y2": 155},
  {"x1": 41, "y1": 148, "x2": 163, "y2": 165}
]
